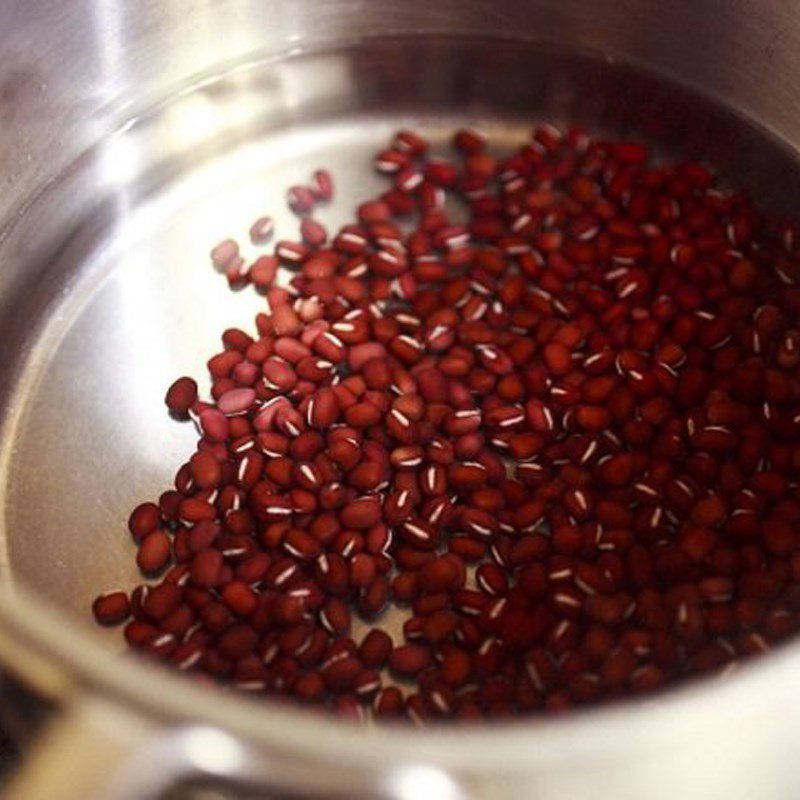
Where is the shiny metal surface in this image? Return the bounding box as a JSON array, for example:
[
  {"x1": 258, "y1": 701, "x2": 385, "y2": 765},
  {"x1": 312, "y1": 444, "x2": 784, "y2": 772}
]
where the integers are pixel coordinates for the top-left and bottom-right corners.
[{"x1": 2, "y1": 2, "x2": 800, "y2": 799}]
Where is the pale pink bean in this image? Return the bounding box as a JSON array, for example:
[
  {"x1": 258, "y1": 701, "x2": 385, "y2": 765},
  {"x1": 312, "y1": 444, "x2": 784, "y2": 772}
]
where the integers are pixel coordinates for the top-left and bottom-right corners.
[
  {"x1": 287, "y1": 185, "x2": 316, "y2": 214},
  {"x1": 217, "y1": 388, "x2": 256, "y2": 416},
  {"x1": 210, "y1": 238, "x2": 239, "y2": 269},
  {"x1": 312, "y1": 169, "x2": 334, "y2": 201},
  {"x1": 249, "y1": 216, "x2": 275, "y2": 244}
]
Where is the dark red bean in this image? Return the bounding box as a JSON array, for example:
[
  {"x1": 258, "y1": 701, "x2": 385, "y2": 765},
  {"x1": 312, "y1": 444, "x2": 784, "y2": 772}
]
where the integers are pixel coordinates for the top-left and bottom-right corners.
[
  {"x1": 294, "y1": 671, "x2": 325, "y2": 702},
  {"x1": 128, "y1": 502, "x2": 161, "y2": 542},
  {"x1": 92, "y1": 592, "x2": 131, "y2": 625},
  {"x1": 124, "y1": 620, "x2": 160, "y2": 649},
  {"x1": 389, "y1": 644, "x2": 432, "y2": 676},
  {"x1": 418, "y1": 556, "x2": 461, "y2": 593},
  {"x1": 340, "y1": 496, "x2": 382, "y2": 529},
  {"x1": 218, "y1": 624, "x2": 258, "y2": 660},
  {"x1": 322, "y1": 655, "x2": 362, "y2": 691},
  {"x1": 374, "y1": 686, "x2": 405, "y2": 718},
  {"x1": 191, "y1": 549, "x2": 224, "y2": 588},
  {"x1": 137, "y1": 531, "x2": 171, "y2": 573},
  {"x1": 142, "y1": 583, "x2": 181, "y2": 620},
  {"x1": 358, "y1": 629, "x2": 393, "y2": 668},
  {"x1": 165, "y1": 377, "x2": 198, "y2": 416},
  {"x1": 320, "y1": 597, "x2": 351, "y2": 635},
  {"x1": 189, "y1": 451, "x2": 222, "y2": 490},
  {"x1": 222, "y1": 581, "x2": 258, "y2": 616},
  {"x1": 350, "y1": 553, "x2": 376, "y2": 587},
  {"x1": 283, "y1": 528, "x2": 322, "y2": 560},
  {"x1": 308, "y1": 387, "x2": 340, "y2": 428},
  {"x1": 359, "y1": 576, "x2": 390, "y2": 617}
]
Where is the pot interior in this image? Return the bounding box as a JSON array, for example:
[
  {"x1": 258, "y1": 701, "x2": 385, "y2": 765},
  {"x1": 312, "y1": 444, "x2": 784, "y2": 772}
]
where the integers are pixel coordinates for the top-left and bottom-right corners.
[{"x1": 1, "y1": 34, "x2": 798, "y2": 685}]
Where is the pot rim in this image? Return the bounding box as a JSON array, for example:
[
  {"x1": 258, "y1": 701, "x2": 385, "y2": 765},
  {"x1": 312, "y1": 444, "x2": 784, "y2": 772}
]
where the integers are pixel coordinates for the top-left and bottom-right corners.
[{"x1": 0, "y1": 581, "x2": 793, "y2": 775}]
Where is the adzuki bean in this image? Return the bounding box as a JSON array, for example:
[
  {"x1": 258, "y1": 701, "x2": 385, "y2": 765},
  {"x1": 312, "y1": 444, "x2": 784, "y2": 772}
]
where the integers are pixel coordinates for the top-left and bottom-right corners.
[{"x1": 95, "y1": 124, "x2": 800, "y2": 722}]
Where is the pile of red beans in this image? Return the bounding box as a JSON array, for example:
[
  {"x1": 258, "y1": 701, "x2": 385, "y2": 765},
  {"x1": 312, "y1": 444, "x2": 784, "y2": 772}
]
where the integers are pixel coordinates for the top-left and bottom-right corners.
[{"x1": 93, "y1": 123, "x2": 800, "y2": 722}]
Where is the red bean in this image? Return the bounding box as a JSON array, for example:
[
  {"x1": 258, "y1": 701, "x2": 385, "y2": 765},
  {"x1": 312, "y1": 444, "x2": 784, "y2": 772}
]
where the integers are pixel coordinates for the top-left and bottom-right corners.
[
  {"x1": 307, "y1": 387, "x2": 340, "y2": 428},
  {"x1": 272, "y1": 305, "x2": 303, "y2": 337},
  {"x1": 320, "y1": 597, "x2": 351, "y2": 635},
  {"x1": 300, "y1": 218, "x2": 328, "y2": 248},
  {"x1": 218, "y1": 623, "x2": 259, "y2": 660},
  {"x1": 283, "y1": 528, "x2": 321, "y2": 560},
  {"x1": 358, "y1": 629, "x2": 393, "y2": 668},
  {"x1": 418, "y1": 556, "x2": 461, "y2": 593},
  {"x1": 359, "y1": 576, "x2": 390, "y2": 617},
  {"x1": 165, "y1": 377, "x2": 198, "y2": 416},
  {"x1": 448, "y1": 462, "x2": 487, "y2": 488},
  {"x1": 423, "y1": 610, "x2": 459, "y2": 643},
  {"x1": 179, "y1": 497, "x2": 216, "y2": 524},
  {"x1": 92, "y1": 592, "x2": 131, "y2": 625},
  {"x1": 389, "y1": 644, "x2": 431, "y2": 676},
  {"x1": 340, "y1": 496, "x2": 382, "y2": 529},
  {"x1": 222, "y1": 581, "x2": 258, "y2": 616},
  {"x1": 294, "y1": 671, "x2": 325, "y2": 702},
  {"x1": 543, "y1": 342, "x2": 572, "y2": 376},
  {"x1": 476, "y1": 563, "x2": 509, "y2": 596},
  {"x1": 263, "y1": 358, "x2": 297, "y2": 391},
  {"x1": 321, "y1": 655, "x2": 362, "y2": 691},
  {"x1": 142, "y1": 582, "x2": 181, "y2": 620},
  {"x1": 124, "y1": 620, "x2": 160, "y2": 649},
  {"x1": 189, "y1": 451, "x2": 222, "y2": 490},
  {"x1": 191, "y1": 549, "x2": 223, "y2": 588},
  {"x1": 137, "y1": 531, "x2": 171, "y2": 573},
  {"x1": 128, "y1": 502, "x2": 160, "y2": 542},
  {"x1": 349, "y1": 553, "x2": 376, "y2": 587},
  {"x1": 349, "y1": 342, "x2": 387, "y2": 371},
  {"x1": 199, "y1": 409, "x2": 229, "y2": 442}
]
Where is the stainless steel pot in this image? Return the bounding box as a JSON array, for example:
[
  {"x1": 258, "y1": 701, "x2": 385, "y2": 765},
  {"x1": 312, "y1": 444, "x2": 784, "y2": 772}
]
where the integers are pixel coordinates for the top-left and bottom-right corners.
[{"x1": 3, "y1": 2, "x2": 800, "y2": 798}]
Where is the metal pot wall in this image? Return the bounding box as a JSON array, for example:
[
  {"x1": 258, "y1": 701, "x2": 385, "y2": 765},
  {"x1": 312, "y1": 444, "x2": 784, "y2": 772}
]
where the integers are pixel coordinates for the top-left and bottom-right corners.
[{"x1": 2, "y1": 2, "x2": 800, "y2": 798}]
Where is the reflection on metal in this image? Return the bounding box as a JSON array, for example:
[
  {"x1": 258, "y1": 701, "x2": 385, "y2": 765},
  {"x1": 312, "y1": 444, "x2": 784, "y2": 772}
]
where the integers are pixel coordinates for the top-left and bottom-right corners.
[
  {"x1": 182, "y1": 727, "x2": 245, "y2": 775},
  {"x1": 100, "y1": 132, "x2": 141, "y2": 187},
  {"x1": 388, "y1": 764, "x2": 467, "y2": 800}
]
